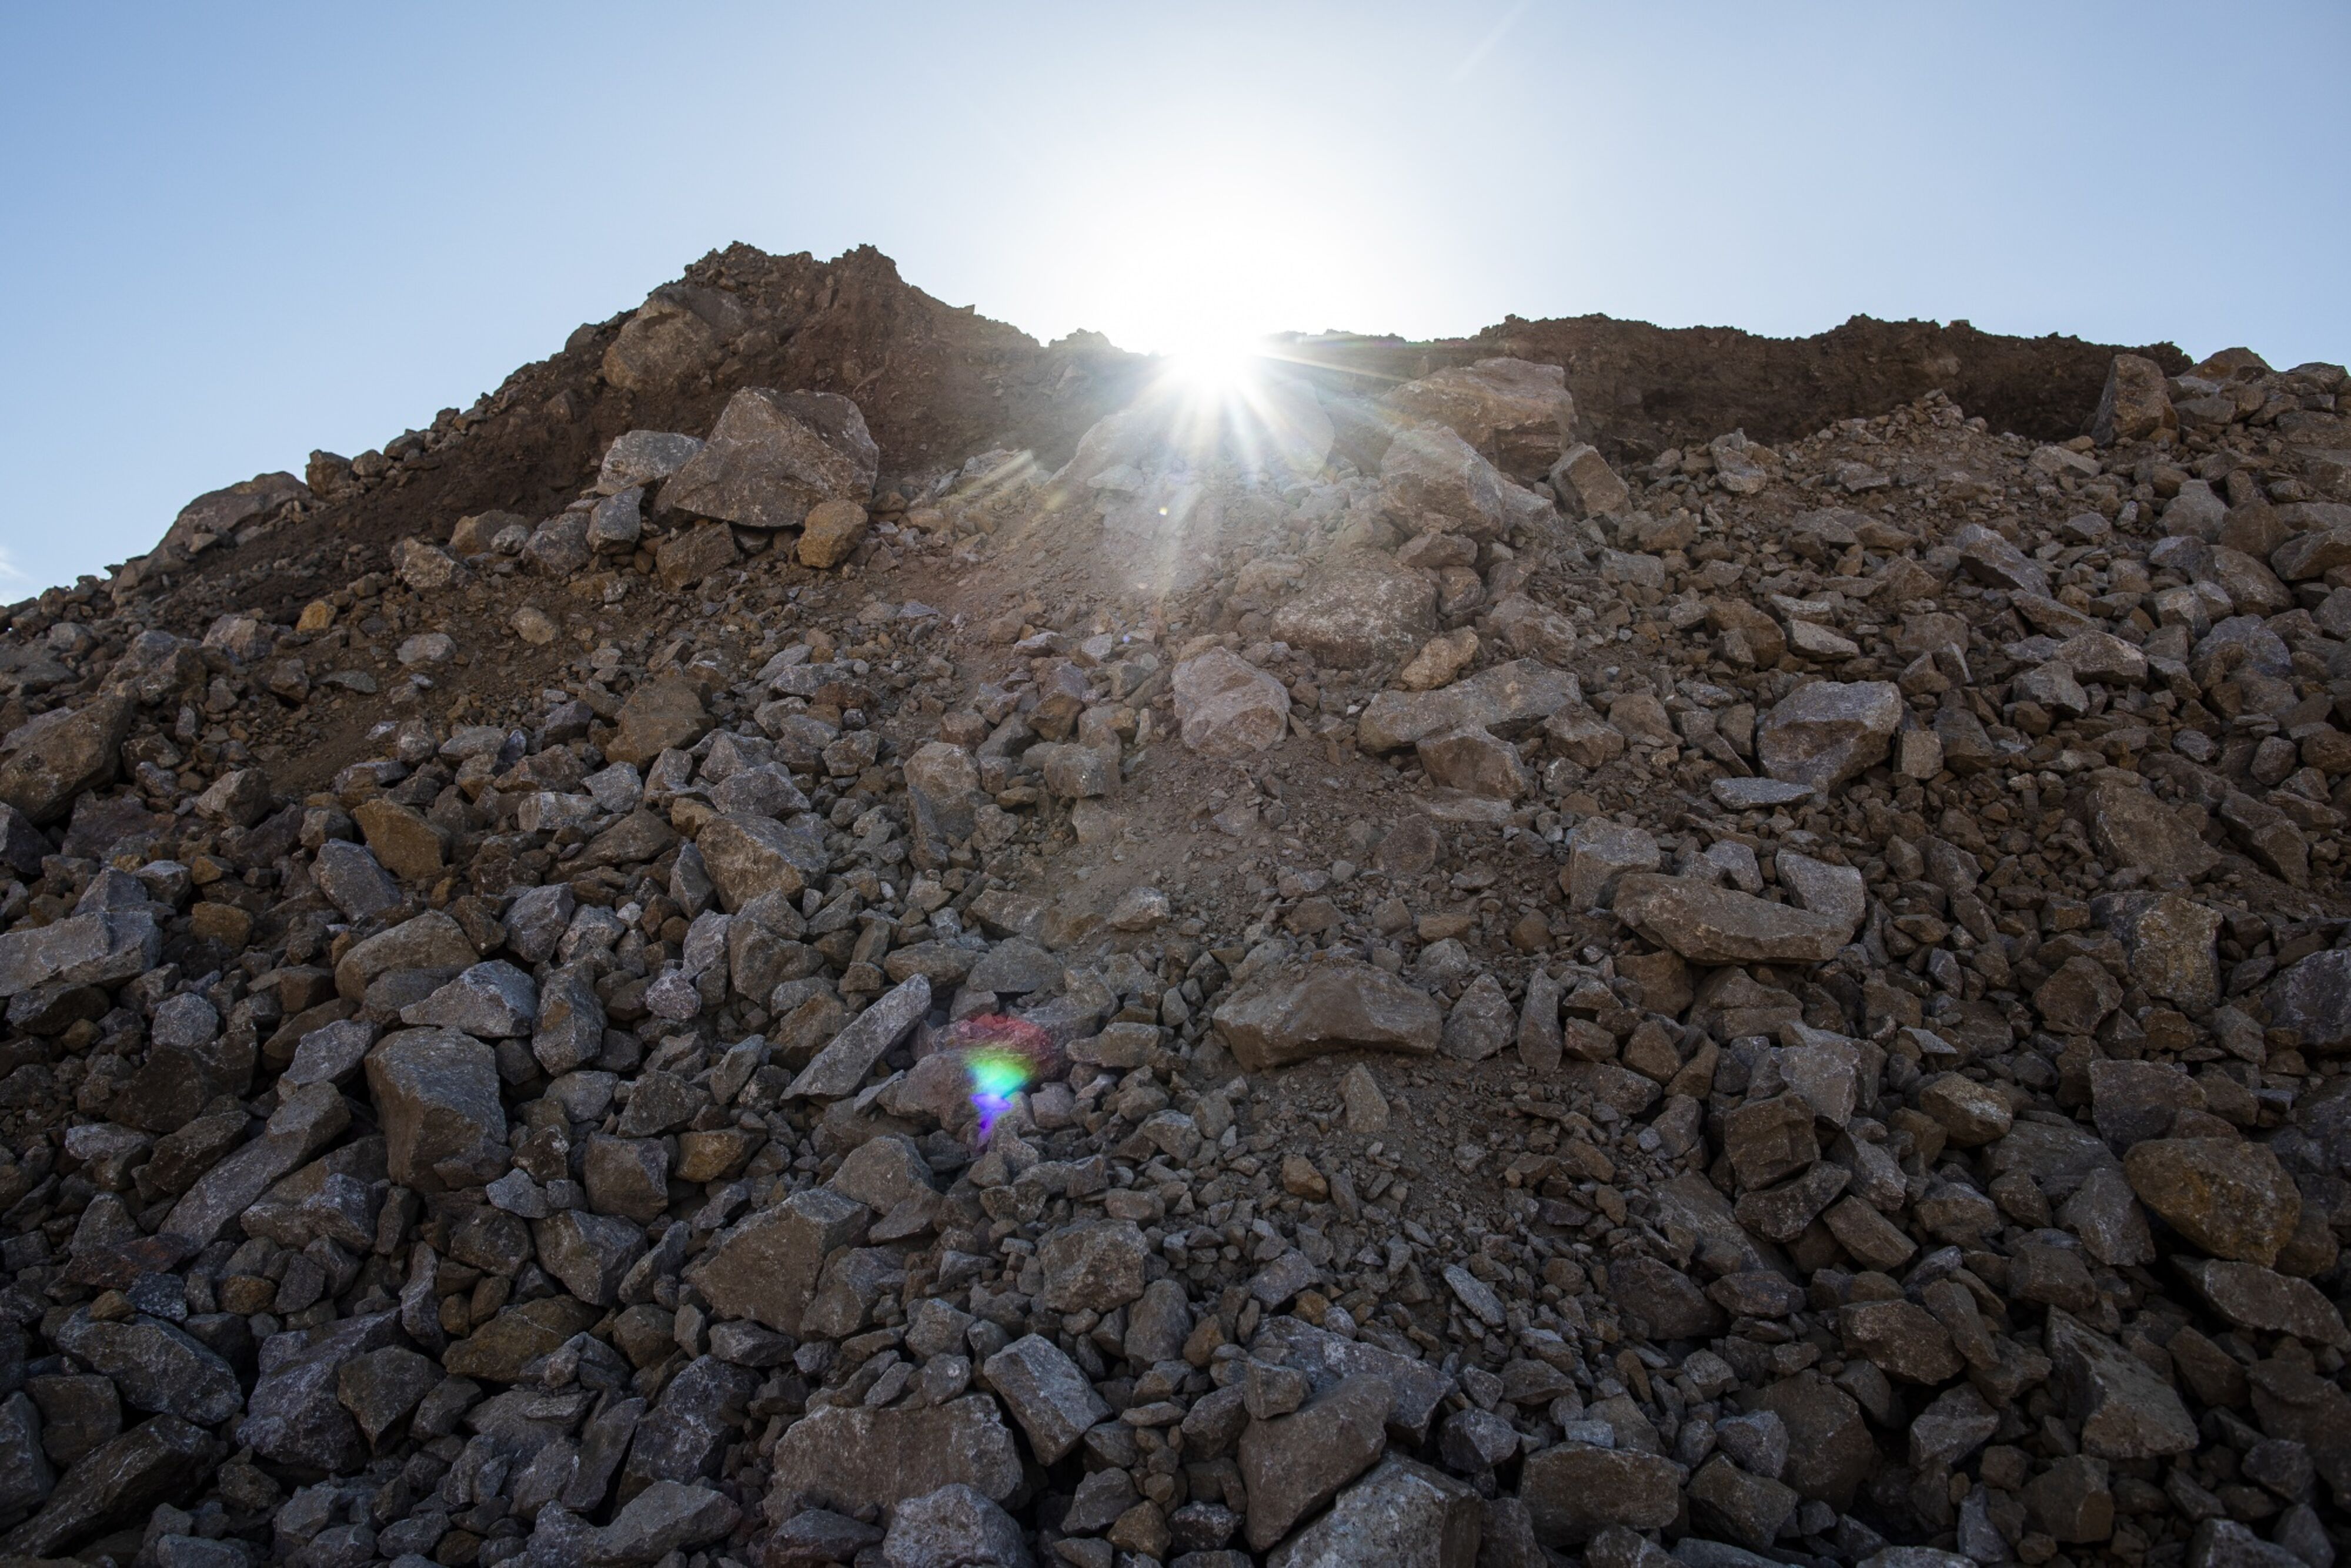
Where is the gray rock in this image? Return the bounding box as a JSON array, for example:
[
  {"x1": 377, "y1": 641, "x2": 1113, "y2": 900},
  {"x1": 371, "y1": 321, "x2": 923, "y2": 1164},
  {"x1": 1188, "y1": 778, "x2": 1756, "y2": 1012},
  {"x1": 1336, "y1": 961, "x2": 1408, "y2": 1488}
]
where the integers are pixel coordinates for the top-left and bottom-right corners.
[
  {"x1": 881, "y1": 1483, "x2": 1034, "y2": 1568},
  {"x1": 1563, "y1": 818, "x2": 1661, "y2": 909},
  {"x1": 506, "y1": 884, "x2": 579, "y2": 965},
  {"x1": 1251, "y1": 1315, "x2": 1458, "y2": 1445},
  {"x1": 1520, "y1": 1443, "x2": 1684, "y2": 1544},
  {"x1": 589, "y1": 1480, "x2": 739, "y2": 1566},
  {"x1": 0, "y1": 696, "x2": 131, "y2": 825},
  {"x1": 1211, "y1": 959, "x2": 1441, "y2": 1071},
  {"x1": 2269, "y1": 949, "x2": 2351, "y2": 1052},
  {"x1": 51, "y1": 1312, "x2": 241, "y2": 1426},
  {"x1": 663, "y1": 387, "x2": 877, "y2": 530},
  {"x1": 1037, "y1": 1219, "x2": 1148, "y2": 1313},
  {"x1": 696, "y1": 814, "x2": 812, "y2": 911},
  {"x1": 1440, "y1": 973, "x2": 1514, "y2": 1061},
  {"x1": 598, "y1": 431, "x2": 704, "y2": 495},
  {"x1": 335, "y1": 1346, "x2": 442, "y2": 1446},
  {"x1": 764, "y1": 1397, "x2": 1020, "y2": 1510},
  {"x1": 0, "y1": 1413, "x2": 212, "y2": 1557},
  {"x1": 365, "y1": 1028, "x2": 509, "y2": 1192},
  {"x1": 1238, "y1": 1373, "x2": 1391, "y2": 1550},
  {"x1": 239, "y1": 1312, "x2": 402, "y2": 1470},
  {"x1": 0, "y1": 910, "x2": 162, "y2": 998},
  {"x1": 1357, "y1": 660, "x2": 1582, "y2": 753},
  {"x1": 685, "y1": 1186, "x2": 867, "y2": 1333},
  {"x1": 1173, "y1": 650, "x2": 1291, "y2": 758},
  {"x1": 311, "y1": 839, "x2": 401, "y2": 921},
  {"x1": 1270, "y1": 553, "x2": 1438, "y2": 670},
  {"x1": 980, "y1": 1335, "x2": 1108, "y2": 1463},
  {"x1": 400, "y1": 961, "x2": 538, "y2": 1037},
  {"x1": 161, "y1": 1082, "x2": 351, "y2": 1245},
  {"x1": 2044, "y1": 1308, "x2": 2196, "y2": 1459},
  {"x1": 535, "y1": 1211, "x2": 647, "y2": 1308},
  {"x1": 786, "y1": 975, "x2": 930, "y2": 1099},
  {"x1": 1612, "y1": 874, "x2": 1855, "y2": 964},
  {"x1": 532, "y1": 962, "x2": 606, "y2": 1078},
  {"x1": 1755, "y1": 681, "x2": 1901, "y2": 789},
  {"x1": 1265, "y1": 1457, "x2": 1480, "y2": 1568},
  {"x1": 0, "y1": 1392, "x2": 54, "y2": 1515}
]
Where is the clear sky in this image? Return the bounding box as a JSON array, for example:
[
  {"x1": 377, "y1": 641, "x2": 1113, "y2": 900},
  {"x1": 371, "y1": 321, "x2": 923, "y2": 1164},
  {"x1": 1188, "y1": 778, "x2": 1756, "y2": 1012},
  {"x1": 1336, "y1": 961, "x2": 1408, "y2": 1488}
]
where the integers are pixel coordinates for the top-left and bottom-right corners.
[{"x1": 4, "y1": 2, "x2": 2346, "y2": 599}]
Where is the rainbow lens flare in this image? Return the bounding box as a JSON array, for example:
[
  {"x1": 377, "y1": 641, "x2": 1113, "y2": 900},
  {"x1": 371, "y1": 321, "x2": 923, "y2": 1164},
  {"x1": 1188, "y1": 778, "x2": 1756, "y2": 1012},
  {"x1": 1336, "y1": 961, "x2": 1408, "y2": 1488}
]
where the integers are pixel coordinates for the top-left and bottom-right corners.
[{"x1": 933, "y1": 1014, "x2": 1060, "y2": 1142}]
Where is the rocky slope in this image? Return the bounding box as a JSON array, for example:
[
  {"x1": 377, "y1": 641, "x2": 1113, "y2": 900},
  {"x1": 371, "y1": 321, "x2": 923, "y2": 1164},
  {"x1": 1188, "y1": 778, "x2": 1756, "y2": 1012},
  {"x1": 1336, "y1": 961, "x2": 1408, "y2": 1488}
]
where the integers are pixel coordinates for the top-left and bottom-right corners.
[{"x1": 0, "y1": 245, "x2": 2347, "y2": 1568}]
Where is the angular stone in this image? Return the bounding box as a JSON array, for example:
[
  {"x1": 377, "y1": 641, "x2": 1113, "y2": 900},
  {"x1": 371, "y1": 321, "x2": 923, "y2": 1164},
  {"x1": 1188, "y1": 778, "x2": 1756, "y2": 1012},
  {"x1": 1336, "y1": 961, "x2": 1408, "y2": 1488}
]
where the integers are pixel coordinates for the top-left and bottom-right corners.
[
  {"x1": 402, "y1": 960, "x2": 537, "y2": 1037},
  {"x1": 606, "y1": 675, "x2": 710, "y2": 768},
  {"x1": 1239, "y1": 1373, "x2": 1391, "y2": 1550},
  {"x1": 980, "y1": 1335, "x2": 1107, "y2": 1463},
  {"x1": 242, "y1": 1311, "x2": 402, "y2": 1469},
  {"x1": 663, "y1": 387, "x2": 877, "y2": 530},
  {"x1": 49, "y1": 1312, "x2": 240, "y2": 1426},
  {"x1": 535, "y1": 1211, "x2": 647, "y2": 1308},
  {"x1": 1037, "y1": 1219, "x2": 1148, "y2": 1313},
  {"x1": 0, "y1": 697, "x2": 131, "y2": 824},
  {"x1": 1551, "y1": 444, "x2": 1629, "y2": 519},
  {"x1": 765, "y1": 1397, "x2": 1020, "y2": 1510},
  {"x1": 592, "y1": 1481, "x2": 739, "y2": 1567},
  {"x1": 0, "y1": 1414, "x2": 211, "y2": 1557},
  {"x1": 1562, "y1": 818, "x2": 1660, "y2": 909},
  {"x1": 1756, "y1": 681, "x2": 1901, "y2": 790},
  {"x1": 1417, "y1": 724, "x2": 1526, "y2": 799},
  {"x1": 2044, "y1": 1308, "x2": 2196, "y2": 1459},
  {"x1": 1265, "y1": 1456, "x2": 1479, "y2": 1568},
  {"x1": 2123, "y1": 1136, "x2": 2300, "y2": 1266},
  {"x1": 2085, "y1": 776, "x2": 2219, "y2": 879},
  {"x1": 598, "y1": 430, "x2": 703, "y2": 494},
  {"x1": 1612, "y1": 874, "x2": 1854, "y2": 964},
  {"x1": 696, "y1": 814, "x2": 811, "y2": 911},
  {"x1": 2268, "y1": 950, "x2": 2351, "y2": 1052},
  {"x1": 1358, "y1": 660, "x2": 1581, "y2": 753},
  {"x1": 786, "y1": 975, "x2": 930, "y2": 1099},
  {"x1": 1271, "y1": 554, "x2": 1437, "y2": 669},
  {"x1": 877, "y1": 1483, "x2": 1029, "y2": 1568},
  {"x1": 0, "y1": 911, "x2": 162, "y2": 999},
  {"x1": 685, "y1": 1186, "x2": 867, "y2": 1334},
  {"x1": 443, "y1": 1296, "x2": 600, "y2": 1382},
  {"x1": 1837, "y1": 1299, "x2": 1961, "y2": 1383},
  {"x1": 655, "y1": 522, "x2": 739, "y2": 590},
  {"x1": 2178, "y1": 1258, "x2": 2350, "y2": 1348},
  {"x1": 1212, "y1": 960, "x2": 1442, "y2": 1071},
  {"x1": 365, "y1": 1028, "x2": 509, "y2": 1192},
  {"x1": 1519, "y1": 1443, "x2": 1683, "y2": 1545},
  {"x1": 2092, "y1": 354, "x2": 2177, "y2": 444},
  {"x1": 335, "y1": 910, "x2": 476, "y2": 1001},
  {"x1": 311, "y1": 839, "x2": 400, "y2": 921},
  {"x1": 1173, "y1": 650, "x2": 1291, "y2": 758}
]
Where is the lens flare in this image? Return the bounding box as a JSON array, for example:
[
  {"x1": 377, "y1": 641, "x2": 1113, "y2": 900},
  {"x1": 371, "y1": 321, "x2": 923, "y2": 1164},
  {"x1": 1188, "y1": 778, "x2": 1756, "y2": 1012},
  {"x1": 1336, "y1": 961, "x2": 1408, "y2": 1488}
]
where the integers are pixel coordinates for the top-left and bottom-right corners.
[{"x1": 931, "y1": 1014, "x2": 1060, "y2": 1143}]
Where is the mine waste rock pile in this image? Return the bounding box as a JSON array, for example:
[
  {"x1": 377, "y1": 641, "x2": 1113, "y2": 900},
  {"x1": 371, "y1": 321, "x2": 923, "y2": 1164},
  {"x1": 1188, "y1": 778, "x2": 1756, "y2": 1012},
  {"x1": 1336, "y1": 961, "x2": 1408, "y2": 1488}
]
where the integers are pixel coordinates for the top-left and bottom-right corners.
[{"x1": 4, "y1": 243, "x2": 2351, "y2": 1568}]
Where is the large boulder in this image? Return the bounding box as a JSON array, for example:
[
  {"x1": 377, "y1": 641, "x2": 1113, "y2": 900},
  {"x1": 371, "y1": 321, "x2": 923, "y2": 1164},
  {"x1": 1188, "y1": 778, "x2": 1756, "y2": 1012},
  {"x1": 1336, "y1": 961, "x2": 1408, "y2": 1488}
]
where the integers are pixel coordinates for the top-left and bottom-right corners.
[
  {"x1": 156, "y1": 472, "x2": 308, "y2": 560},
  {"x1": 1272, "y1": 554, "x2": 1437, "y2": 669},
  {"x1": 1756, "y1": 681, "x2": 1902, "y2": 789},
  {"x1": 766, "y1": 1398, "x2": 1021, "y2": 1511},
  {"x1": 0, "y1": 697, "x2": 131, "y2": 824},
  {"x1": 605, "y1": 674, "x2": 710, "y2": 767},
  {"x1": 1173, "y1": 650, "x2": 1291, "y2": 758},
  {"x1": 601, "y1": 283, "x2": 749, "y2": 394},
  {"x1": 1382, "y1": 357, "x2": 1576, "y2": 480},
  {"x1": 2090, "y1": 353, "x2": 2177, "y2": 445},
  {"x1": 663, "y1": 386, "x2": 877, "y2": 531},
  {"x1": 365, "y1": 1028, "x2": 509, "y2": 1192},
  {"x1": 1213, "y1": 960, "x2": 1442, "y2": 1071}
]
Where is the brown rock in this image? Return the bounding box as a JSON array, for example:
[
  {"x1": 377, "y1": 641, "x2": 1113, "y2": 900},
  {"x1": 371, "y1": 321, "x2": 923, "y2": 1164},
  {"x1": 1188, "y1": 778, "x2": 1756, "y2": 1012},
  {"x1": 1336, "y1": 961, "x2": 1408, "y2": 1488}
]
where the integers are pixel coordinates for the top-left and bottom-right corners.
[
  {"x1": 606, "y1": 674, "x2": 710, "y2": 767},
  {"x1": 2122, "y1": 1137, "x2": 2301, "y2": 1266},
  {"x1": 1212, "y1": 960, "x2": 1442, "y2": 1071}
]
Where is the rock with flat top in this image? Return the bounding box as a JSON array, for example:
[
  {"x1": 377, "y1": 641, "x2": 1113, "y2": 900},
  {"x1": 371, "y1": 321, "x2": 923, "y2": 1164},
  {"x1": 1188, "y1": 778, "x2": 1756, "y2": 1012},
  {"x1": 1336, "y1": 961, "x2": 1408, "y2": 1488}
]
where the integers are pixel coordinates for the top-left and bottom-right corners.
[
  {"x1": 1612, "y1": 874, "x2": 1855, "y2": 964},
  {"x1": 1213, "y1": 960, "x2": 1442, "y2": 1070},
  {"x1": 1756, "y1": 681, "x2": 1901, "y2": 789},
  {"x1": 663, "y1": 386, "x2": 876, "y2": 530}
]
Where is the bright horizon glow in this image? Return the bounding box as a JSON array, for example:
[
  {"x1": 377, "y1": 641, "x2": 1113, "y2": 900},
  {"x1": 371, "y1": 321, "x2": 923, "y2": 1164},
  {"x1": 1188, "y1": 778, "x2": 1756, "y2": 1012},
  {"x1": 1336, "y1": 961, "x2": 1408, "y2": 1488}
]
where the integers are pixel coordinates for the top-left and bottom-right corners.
[{"x1": 2, "y1": 2, "x2": 2347, "y2": 596}]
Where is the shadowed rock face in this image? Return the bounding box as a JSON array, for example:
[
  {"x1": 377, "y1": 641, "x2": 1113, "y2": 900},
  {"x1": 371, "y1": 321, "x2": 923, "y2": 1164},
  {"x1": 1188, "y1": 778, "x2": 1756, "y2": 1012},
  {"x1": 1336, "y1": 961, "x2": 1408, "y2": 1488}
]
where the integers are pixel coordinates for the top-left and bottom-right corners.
[{"x1": 1, "y1": 243, "x2": 2343, "y2": 1568}]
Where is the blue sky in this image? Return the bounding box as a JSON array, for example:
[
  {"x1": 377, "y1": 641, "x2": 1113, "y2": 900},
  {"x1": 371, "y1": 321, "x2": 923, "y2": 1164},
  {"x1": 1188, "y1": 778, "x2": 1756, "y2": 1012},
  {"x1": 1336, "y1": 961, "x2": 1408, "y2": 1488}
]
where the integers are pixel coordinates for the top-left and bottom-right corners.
[{"x1": 4, "y1": 2, "x2": 2346, "y2": 597}]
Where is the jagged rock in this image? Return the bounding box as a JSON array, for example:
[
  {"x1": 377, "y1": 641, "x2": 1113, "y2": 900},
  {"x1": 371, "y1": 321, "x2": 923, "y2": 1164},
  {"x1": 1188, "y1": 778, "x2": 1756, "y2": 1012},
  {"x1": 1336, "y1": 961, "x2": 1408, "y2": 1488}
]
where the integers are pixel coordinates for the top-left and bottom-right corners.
[
  {"x1": 785, "y1": 975, "x2": 930, "y2": 1098},
  {"x1": 879, "y1": 1483, "x2": 1033, "y2": 1568},
  {"x1": 0, "y1": 1415, "x2": 213, "y2": 1557},
  {"x1": 2044, "y1": 1308, "x2": 2196, "y2": 1459},
  {"x1": 1519, "y1": 1444, "x2": 1682, "y2": 1545},
  {"x1": 49, "y1": 1312, "x2": 240, "y2": 1427},
  {"x1": 1384, "y1": 358, "x2": 1575, "y2": 479},
  {"x1": 2123, "y1": 1137, "x2": 2302, "y2": 1266},
  {"x1": 0, "y1": 910, "x2": 162, "y2": 998},
  {"x1": 0, "y1": 697, "x2": 131, "y2": 824},
  {"x1": 590, "y1": 1480, "x2": 739, "y2": 1566},
  {"x1": 1173, "y1": 650, "x2": 1291, "y2": 757},
  {"x1": 1612, "y1": 874, "x2": 1855, "y2": 964},
  {"x1": 1271, "y1": 553, "x2": 1437, "y2": 668},
  {"x1": 2092, "y1": 353, "x2": 2178, "y2": 444},
  {"x1": 1755, "y1": 681, "x2": 1901, "y2": 789},
  {"x1": 1239, "y1": 1373, "x2": 1391, "y2": 1550},
  {"x1": 1357, "y1": 660, "x2": 1580, "y2": 752},
  {"x1": 241, "y1": 1312, "x2": 403, "y2": 1470},
  {"x1": 662, "y1": 386, "x2": 877, "y2": 530},
  {"x1": 2268, "y1": 950, "x2": 2351, "y2": 1052},
  {"x1": 598, "y1": 430, "x2": 704, "y2": 494},
  {"x1": 765, "y1": 1398, "x2": 1021, "y2": 1510},
  {"x1": 605, "y1": 675, "x2": 710, "y2": 767},
  {"x1": 980, "y1": 1335, "x2": 1108, "y2": 1463},
  {"x1": 1212, "y1": 960, "x2": 1442, "y2": 1069},
  {"x1": 686, "y1": 1186, "x2": 867, "y2": 1333},
  {"x1": 365, "y1": 1028, "x2": 509, "y2": 1192}
]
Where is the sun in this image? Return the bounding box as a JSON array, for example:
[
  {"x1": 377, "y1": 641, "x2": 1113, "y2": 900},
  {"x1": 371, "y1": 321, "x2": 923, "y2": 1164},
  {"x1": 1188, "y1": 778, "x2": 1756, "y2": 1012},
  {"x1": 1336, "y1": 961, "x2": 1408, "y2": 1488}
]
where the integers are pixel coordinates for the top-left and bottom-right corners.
[{"x1": 1161, "y1": 326, "x2": 1265, "y2": 397}]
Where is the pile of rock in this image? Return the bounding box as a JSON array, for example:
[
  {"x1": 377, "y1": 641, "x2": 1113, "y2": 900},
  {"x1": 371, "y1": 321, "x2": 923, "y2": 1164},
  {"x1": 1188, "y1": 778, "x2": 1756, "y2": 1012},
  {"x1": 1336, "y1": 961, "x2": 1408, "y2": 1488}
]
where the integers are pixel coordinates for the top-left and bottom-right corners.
[{"x1": 0, "y1": 255, "x2": 2346, "y2": 1568}]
